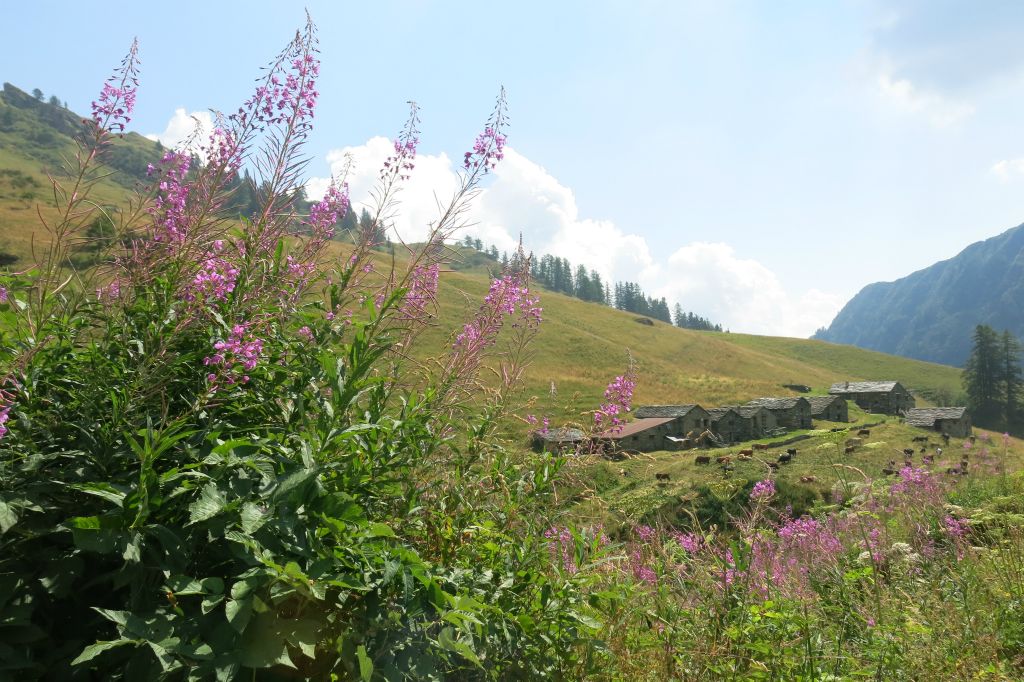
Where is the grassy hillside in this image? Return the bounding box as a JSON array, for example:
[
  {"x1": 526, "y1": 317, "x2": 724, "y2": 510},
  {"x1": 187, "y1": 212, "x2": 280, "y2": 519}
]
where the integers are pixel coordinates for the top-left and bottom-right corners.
[
  {"x1": 403, "y1": 258, "x2": 964, "y2": 427},
  {"x1": 1, "y1": 82, "x2": 964, "y2": 433}
]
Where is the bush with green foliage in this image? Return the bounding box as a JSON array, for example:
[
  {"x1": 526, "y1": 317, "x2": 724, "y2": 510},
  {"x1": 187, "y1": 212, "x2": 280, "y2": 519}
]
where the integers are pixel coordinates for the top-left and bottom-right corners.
[{"x1": 0, "y1": 19, "x2": 601, "y2": 680}]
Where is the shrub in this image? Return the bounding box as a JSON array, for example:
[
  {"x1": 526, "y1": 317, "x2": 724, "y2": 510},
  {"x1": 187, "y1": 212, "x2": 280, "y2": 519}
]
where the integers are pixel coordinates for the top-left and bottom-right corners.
[{"x1": 0, "y1": 19, "x2": 599, "y2": 680}]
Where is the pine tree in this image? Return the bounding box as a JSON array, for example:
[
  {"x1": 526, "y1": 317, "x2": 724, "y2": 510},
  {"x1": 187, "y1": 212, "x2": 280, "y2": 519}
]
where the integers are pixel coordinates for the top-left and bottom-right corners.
[
  {"x1": 1002, "y1": 330, "x2": 1023, "y2": 432},
  {"x1": 963, "y1": 325, "x2": 1003, "y2": 427}
]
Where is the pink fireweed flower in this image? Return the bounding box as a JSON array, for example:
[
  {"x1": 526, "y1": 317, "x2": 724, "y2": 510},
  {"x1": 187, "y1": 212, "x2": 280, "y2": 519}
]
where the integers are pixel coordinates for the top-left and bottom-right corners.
[
  {"x1": 463, "y1": 88, "x2": 509, "y2": 175},
  {"x1": 381, "y1": 102, "x2": 420, "y2": 182},
  {"x1": 90, "y1": 39, "x2": 139, "y2": 134},
  {"x1": 543, "y1": 526, "x2": 577, "y2": 575},
  {"x1": 206, "y1": 126, "x2": 241, "y2": 176},
  {"x1": 204, "y1": 324, "x2": 264, "y2": 389},
  {"x1": 149, "y1": 151, "x2": 191, "y2": 243},
  {"x1": 750, "y1": 479, "x2": 776, "y2": 501},
  {"x1": 187, "y1": 248, "x2": 239, "y2": 303},
  {"x1": 0, "y1": 383, "x2": 16, "y2": 441},
  {"x1": 452, "y1": 273, "x2": 541, "y2": 353},
  {"x1": 464, "y1": 125, "x2": 507, "y2": 172},
  {"x1": 297, "y1": 326, "x2": 313, "y2": 342},
  {"x1": 0, "y1": 286, "x2": 7, "y2": 303},
  {"x1": 635, "y1": 525, "x2": 656, "y2": 543},
  {"x1": 594, "y1": 373, "x2": 636, "y2": 433},
  {"x1": 399, "y1": 263, "x2": 440, "y2": 319},
  {"x1": 306, "y1": 181, "x2": 349, "y2": 240},
  {"x1": 674, "y1": 532, "x2": 704, "y2": 554}
]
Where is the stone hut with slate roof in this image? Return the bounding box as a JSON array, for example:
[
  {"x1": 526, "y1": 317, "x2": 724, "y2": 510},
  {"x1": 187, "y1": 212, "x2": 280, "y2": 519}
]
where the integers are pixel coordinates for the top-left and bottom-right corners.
[
  {"x1": 732, "y1": 405, "x2": 777, "y2": 439},
  {"x1": 598, "y1": 417, "x2": 682, "y2": 452},
  {"x1": 905, "y1": 407, "x2": 972, "y2": 438},
  {"x1": 807, "y1": 395, "x2": 849, "y2": 423},
  {"x1": 530, "y1": 427, "x2": 587, "y2": 453},
  {"x1": 829, "y1": 381, "x2": 915, "y2": 415},
  {"x1": 743, "y1": 397, "x2": 812, "y2": 430},
  {"x1": 634, "y1": 405, "x2": 712, "y2": 437},
  {"x1": 706, "y1": 407, "x2": 745, "y2": 443}
]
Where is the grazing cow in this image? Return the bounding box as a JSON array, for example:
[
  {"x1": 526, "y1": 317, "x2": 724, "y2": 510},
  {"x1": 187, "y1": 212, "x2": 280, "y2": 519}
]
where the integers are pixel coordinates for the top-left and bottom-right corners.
[
  {"x1": 695, "y1": 455, "x2": 711, "y2": 465},
  {"x1": 904, "y1": 459, "x2": 913, "y2": 468},
  {"x1": 768, "y1": 462, "x2": 780, "y2": 471},
  {"x1": 716, "y1": 456, "x2": 732, "y2": 465},
  {"x1": 846, "y1": 438, "x2": 863, "y2": 447},
  {"x1": 655, "y1": 472, "x2": 670, "y2": 481},
  {"x1": 922, "y1": 455, "x2": 934, "y2": 464},
  {"x1": 912, "y1": 436, "x2": 929, "y2": 443},
  {"x1": 882, "y1": 467, "x2": 896, "y2": 476},
  {"x1": 778, "y1": 453, "x2": 792, "y2": 464},
  {"x1": 903, "y1": 448, "x2": 914, "y2": 456},
  {"x1": 946, "y1": 466, "x2": 960, "y2": 475},
  {"x1": 969, "y1": 435, "x2": 977, "y2": 444},
  {"x1": 919, "y1": 446, "x2": 927, "y2": 454},
  {"x1": 786, "y1": 448, "x2": 797, "y2": 456},
  {"x1": 739, "y1": 448, "x2": 754, "y2": 457},
  {"x1": 753, "y1": 443, "x2": 770, "y2": 451},
  {"x1": 858, "y1": 429, "x2": 871, "y2": 437},
  {"x1": 799, "y1": 475, "x2": 818, "y2": 483},
  {"x1": 738, "y1": 454, "x2": 752, "y2": 461},
  {"x1": 941, "y1": 433, "x2": 951, "y2": 445},
  {"x1": 844, "y1": 445, "x2": 856, "y2": 454}
]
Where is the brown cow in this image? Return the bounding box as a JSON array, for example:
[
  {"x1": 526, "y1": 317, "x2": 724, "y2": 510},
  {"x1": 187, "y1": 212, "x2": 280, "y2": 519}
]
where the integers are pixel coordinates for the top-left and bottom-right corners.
[
  {"x1": 753, "y1": 443, "x2": 770, "y2": 451},
  {"x1": 858, "y1": 429, "x2": 871, "y2": 437},
  {"x1": 799, "y1": 475, "x2": 818, "y2": 483},
  {"x1": 695, "y1": 455, "x2": 711, "y2": 465},
  {"x1": 739, "y1": 448, "x2": 754, "y2": 456}
]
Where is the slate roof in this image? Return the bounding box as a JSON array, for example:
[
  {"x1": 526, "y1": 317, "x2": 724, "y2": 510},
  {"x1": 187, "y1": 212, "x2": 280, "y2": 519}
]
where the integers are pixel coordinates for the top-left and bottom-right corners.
[
  {"x1": 533, "y1": 427, "x2": 587, "y2": 443},
  {"x1": 634, "y1": 405, "x2": 704, "y2": 419},
  {"x1": 905, "y1": 407, "x2": 968, "y2": 427},
  {"x1": 722, "y1": 405, "x2": 769, "y2": 419},
  {"x1": 706, "y1": 407, "x2": 741, "y2": 420},
  {"x1": 807, "y1": 395, "x2": 844, "y2": 415},
  {"x1": 600, "y1": 417, "x2": 674, "y2": 439},
  {"x1": 744, "y1": 397, "x2": 809, "y2": 411},
  {"x1": 829, "y1": 381, "x2": 901, "y2": 395}
]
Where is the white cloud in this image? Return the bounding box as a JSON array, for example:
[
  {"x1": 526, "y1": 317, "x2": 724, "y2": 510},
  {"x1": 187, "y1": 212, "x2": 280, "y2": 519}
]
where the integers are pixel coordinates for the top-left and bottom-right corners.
[
  {"x1": 991, "y1": 158, "x2": 1024, "y2": 182},
  {"x1": 875, "y1": 72, "x2": 975, "y2": 128},
  {"x1": 145, "y1": 108, "x2": 214, "y2": 157},
  {"x1": 308, "y1": 143, "x2": 844, "y2": 337}
]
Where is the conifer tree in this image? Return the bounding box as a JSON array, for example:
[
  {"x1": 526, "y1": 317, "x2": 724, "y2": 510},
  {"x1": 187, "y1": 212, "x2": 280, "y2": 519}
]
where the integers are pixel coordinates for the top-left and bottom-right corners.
[{"x1": 963, "y1": 325, "x2": 1003, "y2": 427}]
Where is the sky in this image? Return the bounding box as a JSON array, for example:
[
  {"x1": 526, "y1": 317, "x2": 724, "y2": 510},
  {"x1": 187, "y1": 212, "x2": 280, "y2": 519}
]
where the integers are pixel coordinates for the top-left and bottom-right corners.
[{"x1": 4, "y1": 0, "x2": 1024, "y2": 337}]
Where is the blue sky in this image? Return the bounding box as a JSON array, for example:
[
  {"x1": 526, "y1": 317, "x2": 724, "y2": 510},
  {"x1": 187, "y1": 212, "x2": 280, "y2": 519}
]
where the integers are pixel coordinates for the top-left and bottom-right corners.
[{"x1": 5, "y1": 1, "x2": 1024, "y2": 336}]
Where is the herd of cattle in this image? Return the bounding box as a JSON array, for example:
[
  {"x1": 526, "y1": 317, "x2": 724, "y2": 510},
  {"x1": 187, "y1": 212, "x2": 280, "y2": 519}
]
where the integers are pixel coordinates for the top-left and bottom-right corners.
[{"x1": 642, "y1": 426, "x2": 973, "y2": 484}]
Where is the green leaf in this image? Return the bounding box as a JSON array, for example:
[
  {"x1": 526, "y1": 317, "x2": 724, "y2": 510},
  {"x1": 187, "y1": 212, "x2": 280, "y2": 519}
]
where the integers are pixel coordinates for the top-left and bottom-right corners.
[
  {"x1": 366, "y1": 522, "x2": 396, "y2": 538},
  {"x1": 356, "y1": 645, "x2": 373, "y2": 681},
  {"x1": 0, "y1": 499, "x2": 17, "y2": 534},
  {"x1": 188, "y1": 483, "x2": 226, "y2": 525},
  {"x1": 71, "y1": 639, "x2": 138, "y2": 665},
  {"x1": 68, "y1": 482, "x2": 127, "y2": 508},
  {"x1": 225, "y1": 597, "x2": 253, "y2": 634},
  {"x1": 240, "y1": 502, "x2": 267, "y2": 534}
]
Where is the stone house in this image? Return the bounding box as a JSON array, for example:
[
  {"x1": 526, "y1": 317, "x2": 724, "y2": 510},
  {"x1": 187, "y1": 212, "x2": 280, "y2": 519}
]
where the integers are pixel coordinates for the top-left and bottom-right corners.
[
  {"x1": 705, "y1": 407, "x2": 745, "y2": 443},
  {"x1": 732, "y1": 405, "x2": 778, "y2": 439},
  {"x1": 829, "y1": 381, "x2": 915, "y2": 415},
  {"x1": 743, "y1": 397, "x2": 812, "y2": 430},
  {"x1": 634, "y1": 405, "x2": 713, "y2": 437},
  {"x1": 599, "y1": 417, "x2": 682, "y2": 452},
  {"x1": 807, "y1": 395, "x2": 849, "y2": 423},
  {"x1": 904, "y1": 407, "x2": 972, "y2": 438},
  {"x1": 531, "y1": 427, "x2": 587, "y2": 453}
]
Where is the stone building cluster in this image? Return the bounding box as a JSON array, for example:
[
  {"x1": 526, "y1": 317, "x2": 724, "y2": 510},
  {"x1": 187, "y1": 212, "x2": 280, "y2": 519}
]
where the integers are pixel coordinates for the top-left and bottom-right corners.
[{"x1": 532, "y1": 379, "x2": 972, "y2": 454}]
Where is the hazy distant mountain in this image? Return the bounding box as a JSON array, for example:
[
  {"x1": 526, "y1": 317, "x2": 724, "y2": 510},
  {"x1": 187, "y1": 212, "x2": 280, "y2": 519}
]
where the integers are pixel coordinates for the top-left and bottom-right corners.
[{"x1": 813, "y1": 223, "x2": 1024, "y2": 367}]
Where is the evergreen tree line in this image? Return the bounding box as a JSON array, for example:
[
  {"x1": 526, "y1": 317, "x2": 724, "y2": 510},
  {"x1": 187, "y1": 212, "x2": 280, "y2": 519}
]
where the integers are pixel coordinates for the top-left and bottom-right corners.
[
  {"x1": 461, "y1": 238, "x2": 723, "y2": 331},
  {"x1": 962, "y1": 324, "x2": 1023, "y2": 434}
]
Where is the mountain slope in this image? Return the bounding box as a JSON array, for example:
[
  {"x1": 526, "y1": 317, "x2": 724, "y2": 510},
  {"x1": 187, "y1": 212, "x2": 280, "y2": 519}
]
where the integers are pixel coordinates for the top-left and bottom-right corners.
[
  {"x1": 1, "y1": 82, "x2": 965, "y2": 424},
  {"x1": 814, "y1": 223, "x2": 1024, "y2": 367}
]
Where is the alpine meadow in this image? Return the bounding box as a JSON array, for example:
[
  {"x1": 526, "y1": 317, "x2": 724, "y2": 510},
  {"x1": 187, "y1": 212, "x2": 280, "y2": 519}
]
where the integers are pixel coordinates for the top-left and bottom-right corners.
[{"x1": 4, "y1": 12, "x2": 1024, "y2": 682}]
